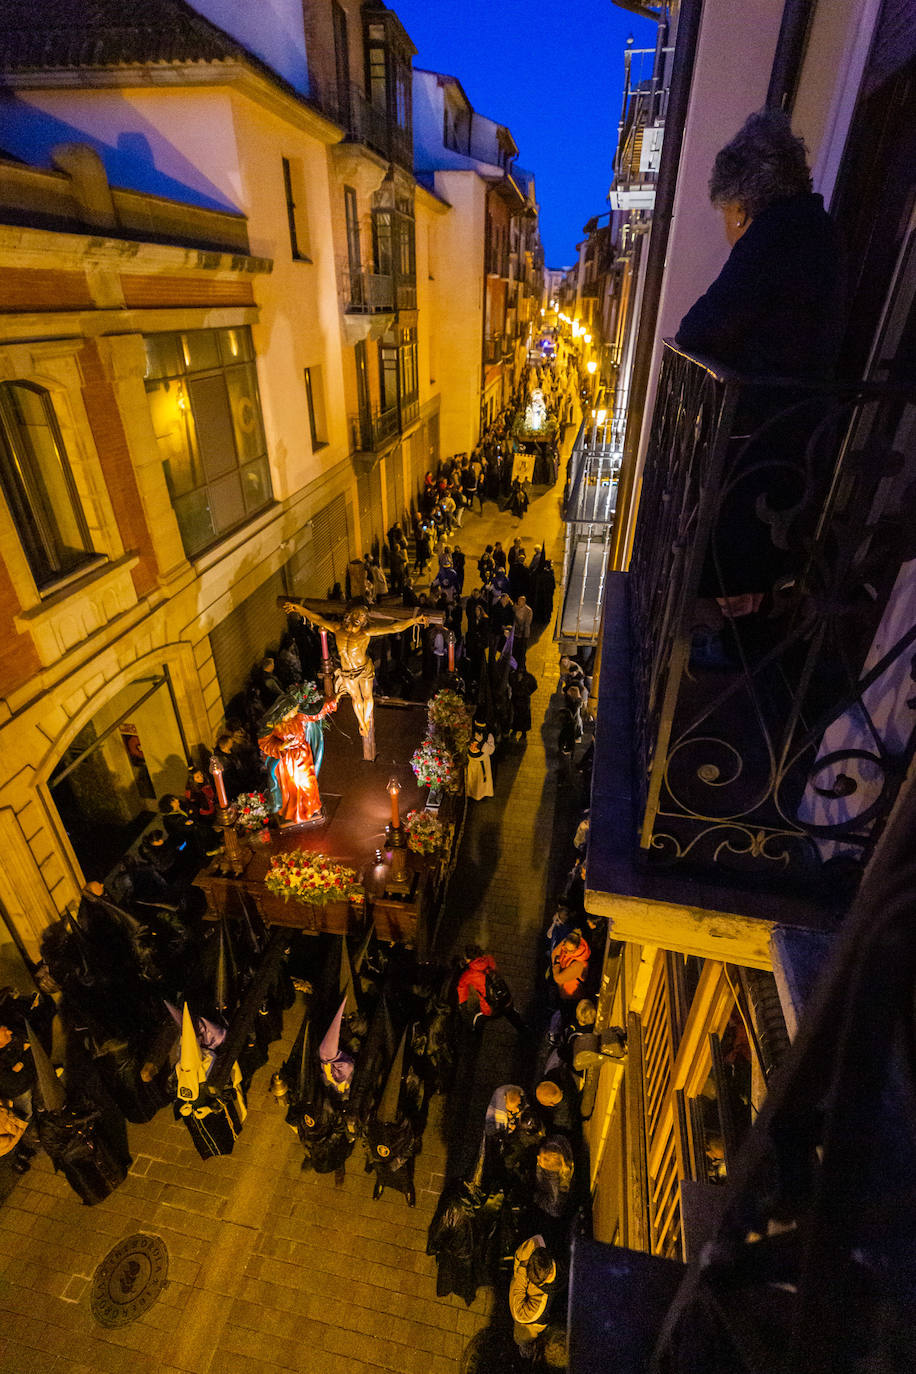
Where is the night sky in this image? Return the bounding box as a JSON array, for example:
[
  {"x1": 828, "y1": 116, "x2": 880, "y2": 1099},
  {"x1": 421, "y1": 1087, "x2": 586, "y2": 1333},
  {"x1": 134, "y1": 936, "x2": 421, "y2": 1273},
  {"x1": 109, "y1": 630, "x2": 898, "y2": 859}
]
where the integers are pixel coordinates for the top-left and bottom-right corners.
[{"x1": 395, "y1": 0, "x2": 657, "y2": 268}]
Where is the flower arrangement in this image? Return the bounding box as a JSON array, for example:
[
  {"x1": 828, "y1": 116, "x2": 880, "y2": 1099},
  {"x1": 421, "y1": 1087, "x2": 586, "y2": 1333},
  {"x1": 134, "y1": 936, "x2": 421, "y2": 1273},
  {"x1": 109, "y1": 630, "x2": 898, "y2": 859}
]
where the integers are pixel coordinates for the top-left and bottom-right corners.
[
  {"x1": 404, "y1": 809, "x2": 447, "y2": 856},
  {"x1": 296, "y1": 679, "x2": 328, "y2": 718},
  {"x1": 264, "y1": 851, "x2": 357, "y2": 905},
  {"x1": 410, "y1": 738, "x2": 461, "y2": 794},
  {"x1": 235, "y1": 791, "x2": 270, "y2": 830},
  {"x1": 427, "y1": 689, "x2": 472, "y2": 760}
]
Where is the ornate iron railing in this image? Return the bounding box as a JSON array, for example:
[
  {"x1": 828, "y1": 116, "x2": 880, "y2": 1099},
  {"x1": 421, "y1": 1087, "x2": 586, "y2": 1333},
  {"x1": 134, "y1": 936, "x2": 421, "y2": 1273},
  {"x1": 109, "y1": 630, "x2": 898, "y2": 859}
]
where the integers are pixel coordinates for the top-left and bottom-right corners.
[
  {"x1": 629, "y1": 341, "x2": 916, "y2": 897},
  {"x1": 569, "y1": 775, "x2": 916, "y2": 1374},
  {"x1": 338, "y1": 262, "x2": 395, "y2": 313},
  {"x1": 352, "y1": 404, "x2": 399, "y2": 453},
  {"x1": 312, "y1": 76, "x2": 412, "y2": 170}
]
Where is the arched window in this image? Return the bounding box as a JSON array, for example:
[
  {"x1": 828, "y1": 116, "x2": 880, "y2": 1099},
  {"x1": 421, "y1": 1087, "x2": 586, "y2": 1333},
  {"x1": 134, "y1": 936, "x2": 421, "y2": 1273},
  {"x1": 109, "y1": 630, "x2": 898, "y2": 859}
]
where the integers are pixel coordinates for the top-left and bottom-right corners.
[{"x1": 0, "y1": 381, "x2": 95, "y2": 589}]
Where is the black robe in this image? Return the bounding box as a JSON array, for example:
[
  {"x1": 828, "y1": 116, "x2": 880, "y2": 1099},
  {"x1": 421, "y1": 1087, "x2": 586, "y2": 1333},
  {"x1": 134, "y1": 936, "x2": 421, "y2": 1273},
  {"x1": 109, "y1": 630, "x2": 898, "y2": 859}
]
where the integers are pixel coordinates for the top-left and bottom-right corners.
[{"x1": 37, "y1": 1106, "x2": 128, "y2": 1205}]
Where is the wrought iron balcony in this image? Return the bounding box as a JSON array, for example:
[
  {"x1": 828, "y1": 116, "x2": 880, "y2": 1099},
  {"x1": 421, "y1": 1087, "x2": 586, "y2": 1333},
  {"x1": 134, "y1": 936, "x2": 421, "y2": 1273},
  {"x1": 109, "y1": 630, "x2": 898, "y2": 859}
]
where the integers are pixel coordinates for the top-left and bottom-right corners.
[
  {"x1": 627, "y1": 341, "x2": 916, "y2": 900},
  {"x1": 339, "y1": 263, "x2": 395, "y2": 313},
  {"x1": 313, "y1": 77, "x2": 412, "y2": 170},
  {"x1": 352, "y1": 404, "x2": 399, "y2": 453},
  {"x1": 570, "y1": 775, "x2": 916, "y2": 1374}
]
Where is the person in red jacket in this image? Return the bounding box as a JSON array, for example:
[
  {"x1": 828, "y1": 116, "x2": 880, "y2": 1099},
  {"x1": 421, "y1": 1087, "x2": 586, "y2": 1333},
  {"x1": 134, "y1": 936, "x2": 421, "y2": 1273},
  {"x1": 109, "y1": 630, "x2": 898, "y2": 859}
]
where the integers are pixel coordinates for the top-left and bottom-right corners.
[
  {"x1": 457, "y1": 945, "x2": 527, "y2": 1034},
  {"x1": 550, "y1": 931, "x2": 590, "y2": 1002}
]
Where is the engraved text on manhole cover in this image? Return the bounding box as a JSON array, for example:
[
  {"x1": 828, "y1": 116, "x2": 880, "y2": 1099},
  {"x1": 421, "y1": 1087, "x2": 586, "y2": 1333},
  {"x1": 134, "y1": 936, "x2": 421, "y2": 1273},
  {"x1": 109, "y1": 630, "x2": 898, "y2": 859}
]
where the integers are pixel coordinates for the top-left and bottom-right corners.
[{"x1": 90, "y1": 1232, "x2": 169, "y2": 1327}]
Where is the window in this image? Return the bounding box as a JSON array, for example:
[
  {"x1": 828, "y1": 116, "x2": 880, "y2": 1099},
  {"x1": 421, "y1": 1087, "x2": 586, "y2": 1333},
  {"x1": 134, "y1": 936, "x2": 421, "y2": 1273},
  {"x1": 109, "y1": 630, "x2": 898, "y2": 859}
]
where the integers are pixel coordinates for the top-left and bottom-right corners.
[
  {"x1": 332, "y1": 2, "x2": 351, "y2": 128},
  {"x1": 399, "y1": 327, "x2": 418, "y2": 406},
  {"x1": 303, "y1": 366, "x2": 329, "y2": 451},
  {"x1": 282, "y1": 157, "x2": 311, "y2": 261},
  {"x1": 0, "y1": 381, "x2": 96, "y2": 590},
  {"x1": 344, "y1": 186, "x2": 362, "y2": 306},
  {"x1": 144, "y1": 327, "x2": 272, "y2": 558},
  {"x1": 367, "y1": 28, "x2": 387, "y2": 112}
]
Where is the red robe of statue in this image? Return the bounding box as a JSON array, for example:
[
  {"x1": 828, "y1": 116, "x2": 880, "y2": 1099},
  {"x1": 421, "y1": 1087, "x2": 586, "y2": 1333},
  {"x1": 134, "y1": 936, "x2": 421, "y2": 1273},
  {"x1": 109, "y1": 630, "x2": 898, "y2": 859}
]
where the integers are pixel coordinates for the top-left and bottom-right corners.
[{"x1": 258, "y1": 699, "x2": 337, "y2": 824}]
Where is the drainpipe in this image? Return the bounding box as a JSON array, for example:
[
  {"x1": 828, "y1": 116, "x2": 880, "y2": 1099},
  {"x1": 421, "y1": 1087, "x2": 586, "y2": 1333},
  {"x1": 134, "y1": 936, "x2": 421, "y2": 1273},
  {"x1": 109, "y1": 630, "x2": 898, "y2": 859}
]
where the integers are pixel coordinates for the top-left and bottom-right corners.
[
  {"x1": 766, "y1": 0, "x2": 817, "y2": 114},
  {"x1": 607, "y1": 0, "x2": 703, "y2": 571}
]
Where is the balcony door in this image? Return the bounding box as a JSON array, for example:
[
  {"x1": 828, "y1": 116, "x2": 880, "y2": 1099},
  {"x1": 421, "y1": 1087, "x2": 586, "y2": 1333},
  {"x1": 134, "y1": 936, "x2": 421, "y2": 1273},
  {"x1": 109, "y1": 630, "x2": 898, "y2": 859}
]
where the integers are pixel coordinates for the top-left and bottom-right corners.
[
  {"x1": 344, "y1": 185, "x2": 362, "y2": 307},
  {"x1": 379, "y1": 343, "x2": 399, "y2": 418}
]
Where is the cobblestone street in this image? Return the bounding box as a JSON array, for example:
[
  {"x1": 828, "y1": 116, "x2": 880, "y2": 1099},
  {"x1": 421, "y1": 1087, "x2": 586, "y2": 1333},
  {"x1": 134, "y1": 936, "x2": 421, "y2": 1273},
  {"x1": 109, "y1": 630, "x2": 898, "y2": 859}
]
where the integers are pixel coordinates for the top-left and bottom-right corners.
[{"x1": 0, "y1": 421, "x2": 585, "y2": 1374}]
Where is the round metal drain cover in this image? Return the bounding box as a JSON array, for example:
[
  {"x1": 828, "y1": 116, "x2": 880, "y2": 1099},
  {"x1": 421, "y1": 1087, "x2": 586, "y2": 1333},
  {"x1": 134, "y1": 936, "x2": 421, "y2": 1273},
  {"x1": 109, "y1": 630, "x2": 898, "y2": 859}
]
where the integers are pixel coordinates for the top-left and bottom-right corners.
[{"x1": 90, "y1": 1232, "x2": 169, "y2": 1328}]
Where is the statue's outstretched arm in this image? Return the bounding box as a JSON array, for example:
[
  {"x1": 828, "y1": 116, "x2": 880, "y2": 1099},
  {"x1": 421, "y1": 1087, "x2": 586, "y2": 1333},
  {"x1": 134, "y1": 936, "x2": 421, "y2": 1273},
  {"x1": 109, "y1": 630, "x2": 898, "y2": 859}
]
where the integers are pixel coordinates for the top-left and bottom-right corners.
[
  {"x1": 283, "y1": 600, "x2": 337, "y2": 634},
  {"x1": 367, "y1": 610, "x2": 426, "y2": 637}
]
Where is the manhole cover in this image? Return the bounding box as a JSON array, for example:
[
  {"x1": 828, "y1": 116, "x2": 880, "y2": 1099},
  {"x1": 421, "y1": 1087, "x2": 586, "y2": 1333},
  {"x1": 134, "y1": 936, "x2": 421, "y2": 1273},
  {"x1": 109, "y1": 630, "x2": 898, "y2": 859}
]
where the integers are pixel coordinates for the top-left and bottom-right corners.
[{"x1": 90, "y1": 1233, "x2": 169, "y2": 1328}]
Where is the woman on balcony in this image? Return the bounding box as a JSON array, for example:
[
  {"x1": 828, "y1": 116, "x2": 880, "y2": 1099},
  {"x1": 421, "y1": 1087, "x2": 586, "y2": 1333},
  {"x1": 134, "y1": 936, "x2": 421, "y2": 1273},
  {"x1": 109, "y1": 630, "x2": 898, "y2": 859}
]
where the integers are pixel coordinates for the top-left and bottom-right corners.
[{"x1": 676, "y1": 110, "x2": 846, "y2": 636}]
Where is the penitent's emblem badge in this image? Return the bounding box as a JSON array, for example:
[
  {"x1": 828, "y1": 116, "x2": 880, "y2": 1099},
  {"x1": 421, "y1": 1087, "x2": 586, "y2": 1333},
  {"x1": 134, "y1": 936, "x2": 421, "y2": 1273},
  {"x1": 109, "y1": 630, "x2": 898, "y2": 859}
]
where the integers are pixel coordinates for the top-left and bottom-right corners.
[{"x1": 90, "y1": 1233, "x2": 169, "y2": 1328}]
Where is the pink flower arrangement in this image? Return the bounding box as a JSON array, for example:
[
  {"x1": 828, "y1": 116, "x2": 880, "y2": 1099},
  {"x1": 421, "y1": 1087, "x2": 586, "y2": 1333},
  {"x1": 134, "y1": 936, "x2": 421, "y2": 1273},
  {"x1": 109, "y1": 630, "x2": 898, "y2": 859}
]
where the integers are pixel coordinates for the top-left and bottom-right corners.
[
  {"x1": 404, "y1": 809, "x2": 447, "y2": 856},
  {"x1": 410, "y1": 738, "x2": 461, "y2": 794},
  {"x1": 235, "y1": 791, "x2": 269, "y2": 830},
  {"x1": 264, "y1": 851, "x2": 357, "y2": 905}
]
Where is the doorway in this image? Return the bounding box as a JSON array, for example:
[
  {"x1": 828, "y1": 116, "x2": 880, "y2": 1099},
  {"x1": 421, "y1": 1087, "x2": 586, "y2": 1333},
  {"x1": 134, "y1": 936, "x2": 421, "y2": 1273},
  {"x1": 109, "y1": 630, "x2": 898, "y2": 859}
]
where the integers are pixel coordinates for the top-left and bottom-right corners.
[{"x1": 48, "y1": 673, "x2": 188, "y2": 879}]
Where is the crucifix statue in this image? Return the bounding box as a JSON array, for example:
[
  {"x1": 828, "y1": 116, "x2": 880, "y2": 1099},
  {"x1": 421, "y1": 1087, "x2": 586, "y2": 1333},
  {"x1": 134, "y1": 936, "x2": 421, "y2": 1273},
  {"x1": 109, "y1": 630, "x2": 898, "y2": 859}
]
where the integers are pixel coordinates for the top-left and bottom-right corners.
[{"x1": 281, "y1": 598, "x2": 436, "y2": 760}]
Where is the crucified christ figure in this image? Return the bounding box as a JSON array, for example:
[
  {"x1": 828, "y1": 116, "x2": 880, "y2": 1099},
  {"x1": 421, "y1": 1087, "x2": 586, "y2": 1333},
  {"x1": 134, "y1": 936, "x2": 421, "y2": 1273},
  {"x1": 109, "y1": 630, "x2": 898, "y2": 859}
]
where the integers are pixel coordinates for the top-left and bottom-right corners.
[{"x1": 282, "y1": 600, "x2": 428, "y2": 760}]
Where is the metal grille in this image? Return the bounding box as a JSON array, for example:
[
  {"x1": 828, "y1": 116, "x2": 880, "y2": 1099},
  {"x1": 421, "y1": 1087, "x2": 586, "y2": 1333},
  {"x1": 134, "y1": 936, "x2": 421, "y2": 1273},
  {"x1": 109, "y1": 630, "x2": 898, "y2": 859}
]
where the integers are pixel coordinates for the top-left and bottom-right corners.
[{"x1": 628, "y1": 341, "x2": 916, "y2": 897}]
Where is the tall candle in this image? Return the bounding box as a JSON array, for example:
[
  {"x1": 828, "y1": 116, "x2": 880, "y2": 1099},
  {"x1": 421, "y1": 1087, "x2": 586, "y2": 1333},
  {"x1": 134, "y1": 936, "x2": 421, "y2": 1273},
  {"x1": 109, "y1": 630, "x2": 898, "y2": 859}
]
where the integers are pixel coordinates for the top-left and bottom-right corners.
[
  {"x1": 209, "y1": 756, "x2": 228, "y2": 807},
  {"x1": 320, "y1": 629, "x2": 329, "y2": 659},
  {"x1": 388, "y1": 781, "x2": 400, "y2": 828},
  {"x1": 448, "y1": 633, "x2": 455, "y2": 671}
]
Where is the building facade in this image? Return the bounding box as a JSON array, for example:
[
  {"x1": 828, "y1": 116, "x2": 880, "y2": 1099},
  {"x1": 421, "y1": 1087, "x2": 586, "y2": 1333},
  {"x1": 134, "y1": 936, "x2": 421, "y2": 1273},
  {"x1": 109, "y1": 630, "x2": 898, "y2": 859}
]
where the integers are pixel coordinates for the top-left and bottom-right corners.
[
  {"x1": 572, "y1": 1, "x2": 916, "y2": 1360},
  {"x1": 0, "y1": 0, "x2": 542, "y2": 968}
]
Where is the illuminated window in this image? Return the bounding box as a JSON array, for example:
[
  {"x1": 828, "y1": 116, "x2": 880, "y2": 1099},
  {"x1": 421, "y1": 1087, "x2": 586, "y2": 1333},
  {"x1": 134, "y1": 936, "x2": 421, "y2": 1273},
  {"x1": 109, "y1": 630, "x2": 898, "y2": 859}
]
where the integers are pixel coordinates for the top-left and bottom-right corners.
[
  {"x1": 0, "y1": 381, "x2": 95, "y2": 589},
  {"x1": 144, "y1": 327, "x2": 272, "y2": 558}
]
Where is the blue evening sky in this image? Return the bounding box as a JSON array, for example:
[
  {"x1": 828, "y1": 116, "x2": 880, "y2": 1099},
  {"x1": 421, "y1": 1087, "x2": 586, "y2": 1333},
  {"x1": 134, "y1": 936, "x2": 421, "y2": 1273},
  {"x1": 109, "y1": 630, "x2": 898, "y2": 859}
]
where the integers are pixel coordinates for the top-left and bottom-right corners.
[{"x1": 394, "y1": 1, "x2": 657, "y2": 267}]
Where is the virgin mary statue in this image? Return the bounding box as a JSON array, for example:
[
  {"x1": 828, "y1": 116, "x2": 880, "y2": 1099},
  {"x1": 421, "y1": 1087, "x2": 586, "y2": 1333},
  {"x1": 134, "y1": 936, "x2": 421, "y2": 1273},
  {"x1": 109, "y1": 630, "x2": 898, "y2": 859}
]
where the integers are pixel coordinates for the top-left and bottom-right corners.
[{"x1": 258, "y1": 683, "x2": 337, "y2": 824}]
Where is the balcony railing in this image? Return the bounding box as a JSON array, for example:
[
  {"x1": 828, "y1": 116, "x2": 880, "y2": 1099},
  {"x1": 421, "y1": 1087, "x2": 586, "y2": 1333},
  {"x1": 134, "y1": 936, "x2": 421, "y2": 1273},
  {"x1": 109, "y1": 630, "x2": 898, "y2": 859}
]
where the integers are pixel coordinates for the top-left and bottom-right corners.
[
  {"x1": 559, "y1": 410, "x2": 625, "y2": 643},
  {"x1": 339, "y1": 263, "x2": 395, "y2": 313},
  {"x1": 484, "y1": 334, "x2": 502, "y2": 365},
  {"x1": 311, "y1": 77, "x2": 412, "y2": 170},
  {"x1": 352, "y1": 404, "x2": 399, "y2": 453},
  {"x1": 570, "y1": 772, "x2": 916, "y2": 1374},
  {"x1": 628, "y1": 341, "x2": 916, "y2": 897}
]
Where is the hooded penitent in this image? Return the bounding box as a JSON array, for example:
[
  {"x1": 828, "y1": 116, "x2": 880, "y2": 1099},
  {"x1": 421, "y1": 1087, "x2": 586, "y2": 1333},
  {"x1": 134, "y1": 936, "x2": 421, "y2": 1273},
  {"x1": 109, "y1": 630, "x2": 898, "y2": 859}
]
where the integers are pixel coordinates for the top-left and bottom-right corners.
[
  {"x1": 174, "y1": 1002, "x2": 245, "y2": 1160},
  {"x1": 319, "y1": 996, "x2": 355, "y2": 1096},
  {"x1": 286, "y1": 1003, "x2": 352, "y2": 1174},
  {"x1": 29, "y1": 1021, "x2": 128, "y2": 1205},
  {"x1": 365, "y1": 1026, "x2": 418, "y2": 1203},
  {"x1": 338, "y1": 936, "x2": 359, "y2": 1018},
  {"x1": 214, "y1": 918, "x2": 237, "y2": 1018},
  {"x1": 283, "y1": 1002, "x2": 319, "y2": 1131},
  {"x1": 176, "y1": 1003, "x2": 209, "y2": 1106}
]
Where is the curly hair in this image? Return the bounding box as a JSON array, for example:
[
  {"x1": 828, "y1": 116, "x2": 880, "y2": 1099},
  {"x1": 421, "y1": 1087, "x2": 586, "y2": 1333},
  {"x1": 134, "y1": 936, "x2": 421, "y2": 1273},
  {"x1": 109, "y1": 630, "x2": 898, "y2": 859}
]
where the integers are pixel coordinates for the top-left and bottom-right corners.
[{"x1": 709, "y1": 110, "x2": 812, "y2": 219}]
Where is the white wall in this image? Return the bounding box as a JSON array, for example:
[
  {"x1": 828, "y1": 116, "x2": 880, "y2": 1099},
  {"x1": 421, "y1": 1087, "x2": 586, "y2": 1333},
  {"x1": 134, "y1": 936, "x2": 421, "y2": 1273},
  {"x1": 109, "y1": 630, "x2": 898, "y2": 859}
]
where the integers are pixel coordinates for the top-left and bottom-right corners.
[
  {"x1": 432, "y1": 170, "x2": 487, "y2": 456},
  {"x1": 189, "y1": 0, "x2": 310, "y2": 96}
]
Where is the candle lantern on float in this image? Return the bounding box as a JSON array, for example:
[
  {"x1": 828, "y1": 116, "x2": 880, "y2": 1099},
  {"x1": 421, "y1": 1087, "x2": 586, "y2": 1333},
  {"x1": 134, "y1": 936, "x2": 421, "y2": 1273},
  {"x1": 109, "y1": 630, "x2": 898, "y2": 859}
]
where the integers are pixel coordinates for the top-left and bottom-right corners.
[
  {"x1": 384, "y1": 775, "x2": 412, "y2": 897},
  {"x1": 209, "y1": 754, "x2": 246, "y2": 875}
]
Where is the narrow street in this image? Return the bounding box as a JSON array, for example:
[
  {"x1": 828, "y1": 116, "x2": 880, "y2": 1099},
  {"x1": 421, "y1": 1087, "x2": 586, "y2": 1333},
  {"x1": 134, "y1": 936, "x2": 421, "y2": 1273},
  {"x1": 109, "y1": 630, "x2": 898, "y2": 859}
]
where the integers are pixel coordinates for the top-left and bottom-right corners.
[{"x1": 0, "y1": 413, "x2": 585, "y2": 1374}]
